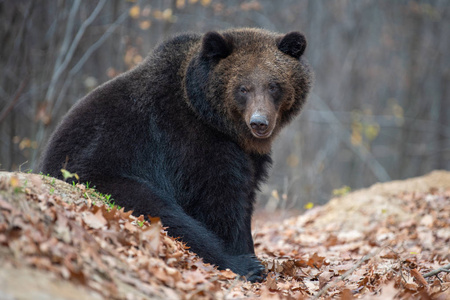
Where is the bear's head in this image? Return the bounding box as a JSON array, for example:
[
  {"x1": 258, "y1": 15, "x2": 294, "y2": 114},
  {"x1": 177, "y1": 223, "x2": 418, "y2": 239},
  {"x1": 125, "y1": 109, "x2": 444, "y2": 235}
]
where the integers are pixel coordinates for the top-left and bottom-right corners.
[{"x1": 185, "y1": 28, "x2": 313, "y2": 154}]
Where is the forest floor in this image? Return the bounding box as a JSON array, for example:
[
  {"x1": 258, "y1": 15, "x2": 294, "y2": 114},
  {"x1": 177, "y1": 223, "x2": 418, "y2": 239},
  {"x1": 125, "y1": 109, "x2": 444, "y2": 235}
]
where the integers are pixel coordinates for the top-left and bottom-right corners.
[{"x1": 0, "y1": 170, "x2": 449, "y2": 299}]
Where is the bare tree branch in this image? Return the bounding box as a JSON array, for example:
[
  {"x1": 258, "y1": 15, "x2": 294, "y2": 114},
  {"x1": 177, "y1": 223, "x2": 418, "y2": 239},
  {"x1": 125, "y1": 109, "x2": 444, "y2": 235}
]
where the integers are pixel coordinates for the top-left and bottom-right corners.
[
  {"x1": 44, "y1": 0, "x2": 81, "y2": 105},
  {"x1": 423, "y1": 263, "x2": 450, "y2": 278},
  {"x1": 311, "y1": 93, "x2": 391, "y2": 182},
  {"x1": 53, "y1": 10, "x2": 130, "y2": 115},
  {"x1": 45, "y1": 0, "x2": 107, "y2": 107},
  {"x1": 52, "y1": 0, "x2": 81, "y2": 76},
  {"x1": 34, "y1": 0, "x2": 106, "y2": 166},
  {"x1": 313, "y1": 245, "x2": 386, "y2": 299}
]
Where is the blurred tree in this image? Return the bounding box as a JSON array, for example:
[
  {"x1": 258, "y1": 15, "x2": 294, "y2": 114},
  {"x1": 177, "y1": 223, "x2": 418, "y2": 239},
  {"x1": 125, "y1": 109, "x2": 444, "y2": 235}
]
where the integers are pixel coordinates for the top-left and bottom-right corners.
[{"x1": 1, "y1": 0, "x2": 448, "y2": 207}]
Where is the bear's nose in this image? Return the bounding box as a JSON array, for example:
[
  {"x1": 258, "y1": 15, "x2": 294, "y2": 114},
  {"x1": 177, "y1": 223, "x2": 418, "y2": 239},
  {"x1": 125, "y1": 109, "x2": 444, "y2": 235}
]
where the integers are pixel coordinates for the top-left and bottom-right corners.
[{"x1": 250, "y1": 115, "x2": 269, "y2": 132}]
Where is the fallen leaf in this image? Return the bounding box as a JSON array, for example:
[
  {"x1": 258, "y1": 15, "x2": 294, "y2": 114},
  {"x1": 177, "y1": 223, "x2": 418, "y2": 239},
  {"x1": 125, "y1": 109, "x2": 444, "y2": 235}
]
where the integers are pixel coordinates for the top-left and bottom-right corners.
[
  {"x1": 318, "y1": 271, "x2": 334, "y2": 289},
  {"x1": 82, "y1": 210, "x2": 107, "y2": 229},
  {"x1": 410, "y1": 268, "x2": 428, "y2": 286},
  {"x1": 266, "y1": 272, "x2": 278, "y2": 290},
  {"x1": 218, "y1": 269, "x2": 236, "y2": 280}
]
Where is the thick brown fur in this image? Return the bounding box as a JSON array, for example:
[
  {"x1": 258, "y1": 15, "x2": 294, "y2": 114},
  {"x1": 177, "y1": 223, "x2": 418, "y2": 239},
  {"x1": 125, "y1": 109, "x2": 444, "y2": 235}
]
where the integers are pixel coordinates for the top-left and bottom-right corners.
[
  {"x1": 184, "y1": 28, "x2": 312, "y2": 154},
  {"x1": 40, "y1": 28, "x2": 313, "y2": 282}
]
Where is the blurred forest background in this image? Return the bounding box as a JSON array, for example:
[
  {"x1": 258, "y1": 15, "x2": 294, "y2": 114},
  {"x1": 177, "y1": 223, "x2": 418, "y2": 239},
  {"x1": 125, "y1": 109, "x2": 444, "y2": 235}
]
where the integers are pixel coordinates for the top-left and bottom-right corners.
[{"x1": 0, "y1": 0, "x2": 449, "y2": 209}]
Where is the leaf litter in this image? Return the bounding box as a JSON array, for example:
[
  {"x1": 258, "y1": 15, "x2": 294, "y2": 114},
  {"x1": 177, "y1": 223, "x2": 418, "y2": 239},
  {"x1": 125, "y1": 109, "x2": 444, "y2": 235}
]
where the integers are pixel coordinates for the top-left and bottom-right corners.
[{"x1": 0, "y1": 170, "x2": 449, "y2": 299}]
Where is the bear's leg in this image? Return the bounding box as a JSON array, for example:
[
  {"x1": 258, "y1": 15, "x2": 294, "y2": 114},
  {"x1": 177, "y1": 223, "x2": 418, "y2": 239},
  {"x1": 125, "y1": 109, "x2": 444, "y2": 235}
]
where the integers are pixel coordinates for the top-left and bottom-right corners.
[
  {"x1": 224, "y1": 211, "x2": 255, "y2": 256},
  {"x1": 92, "y1": 176, "x2": 265, "y2": 282}
]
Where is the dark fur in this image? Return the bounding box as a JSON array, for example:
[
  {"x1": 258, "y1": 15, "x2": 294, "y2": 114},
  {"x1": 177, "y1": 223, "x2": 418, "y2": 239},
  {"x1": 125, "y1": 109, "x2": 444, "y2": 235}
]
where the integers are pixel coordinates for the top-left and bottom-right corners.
[{"x1": 39, "y1": 28, "x2": 312, "y2": 282}]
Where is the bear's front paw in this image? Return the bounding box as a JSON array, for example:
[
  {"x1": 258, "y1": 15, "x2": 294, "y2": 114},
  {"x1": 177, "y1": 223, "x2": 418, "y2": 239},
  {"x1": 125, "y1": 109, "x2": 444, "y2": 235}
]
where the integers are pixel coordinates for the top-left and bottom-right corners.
[{"x1": 226, "y1": 254, "x2": 266, "y2": 283}]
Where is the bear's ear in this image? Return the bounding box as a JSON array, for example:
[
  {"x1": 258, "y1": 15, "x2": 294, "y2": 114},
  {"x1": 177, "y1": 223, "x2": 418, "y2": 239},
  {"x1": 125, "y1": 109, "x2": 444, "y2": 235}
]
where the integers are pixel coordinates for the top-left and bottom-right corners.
[
  {"x1": 201, "y1": 31, "x2": 232, "y2": 60},
  {"x1": 277, "y1": 31, "x2": 307, "y2": 59}
]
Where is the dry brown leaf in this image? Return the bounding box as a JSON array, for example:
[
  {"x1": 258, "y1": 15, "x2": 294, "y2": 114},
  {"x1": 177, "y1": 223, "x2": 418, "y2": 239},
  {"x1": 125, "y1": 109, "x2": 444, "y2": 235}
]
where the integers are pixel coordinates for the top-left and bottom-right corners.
[
  {"x1": 82, "y1": 210, "x2": 107, "y2": 229},
  {"x1": 318, "y1": 271, "x2": 334, "y2": 289},
  {"x1": 142, "y1": 222, "x2": 161, "y2": 253},
  {"x1": 281, "y1": 259, "x2": 296, "y2": 276},
  {"x1": 0, "y1": 197, "x2": 14, "y2": 211},
  {"x1": 304, "y1": 279, "x2": 319, "y2": 293},
  {"x1": 410, "y1": 268, "x2": 428, "y2": 286},
  {"x1": 218, "y1": 269, "x2": 236, "y2": 280},
  {"x1": 266, "y1": 272, "x2": 278, "y2": 290},
  {"x1": 1, "y1": 171, "x2": 450, "y2": 299},
  {"x1": 340, "y1": 288, "x2": 354, "y2": 299},
  {"x1": 307, "y1": 253, "x2": 327, "y2": 268},
  {"x1": 124, "y1": 220, "x2": 137, "y2": 233}
]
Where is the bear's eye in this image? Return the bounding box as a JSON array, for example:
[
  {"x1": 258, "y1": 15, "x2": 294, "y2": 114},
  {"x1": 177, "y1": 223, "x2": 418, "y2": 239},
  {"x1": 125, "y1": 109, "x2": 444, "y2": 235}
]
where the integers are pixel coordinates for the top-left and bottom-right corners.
[
  {"x1": 239, "y1": 86, "x2": 248, "y2": 94},
  {"x1": 268, "y1": 83, "x2": 279, "y2": 93}
]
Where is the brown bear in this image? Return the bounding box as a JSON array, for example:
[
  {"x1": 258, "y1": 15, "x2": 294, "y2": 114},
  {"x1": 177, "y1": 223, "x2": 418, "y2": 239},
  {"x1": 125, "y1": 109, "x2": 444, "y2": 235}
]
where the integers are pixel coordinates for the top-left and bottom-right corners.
[{"x1": 39, "y1": 28, "x2": 313, "y2": 282}]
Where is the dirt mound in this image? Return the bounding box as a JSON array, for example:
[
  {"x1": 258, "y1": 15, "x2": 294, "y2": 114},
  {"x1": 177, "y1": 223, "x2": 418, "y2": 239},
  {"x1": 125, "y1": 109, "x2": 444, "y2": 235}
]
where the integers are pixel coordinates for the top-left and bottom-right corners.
[{"x1": 302, "y1": 170, "x2": 450, "y2": 231}]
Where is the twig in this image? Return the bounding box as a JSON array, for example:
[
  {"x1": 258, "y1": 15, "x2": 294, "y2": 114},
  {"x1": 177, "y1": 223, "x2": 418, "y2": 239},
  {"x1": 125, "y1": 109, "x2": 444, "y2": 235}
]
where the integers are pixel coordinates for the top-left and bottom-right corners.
[
  {"x1": 313, "y1": 246, "x2": 386, "y2": 299},
  {"x1": 223, "y1": 274, "x2": 241, "y2": 300},
  {"x1": 398, "y1": 261, "x2": 407, "y2": 288},
  {"x1": 423, "y1": 263, "x2": 450, "y2": 278}
]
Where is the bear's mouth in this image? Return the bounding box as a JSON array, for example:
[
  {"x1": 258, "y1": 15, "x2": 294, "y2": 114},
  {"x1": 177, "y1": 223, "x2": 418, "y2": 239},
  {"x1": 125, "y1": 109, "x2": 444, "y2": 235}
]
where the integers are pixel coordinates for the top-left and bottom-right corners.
[
  {"x1": 248, "y1": 124, "x2": 274, "y2": 139},
  {"x1": 251, "y1": 128, "x2": 272, "y2": 139}
]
